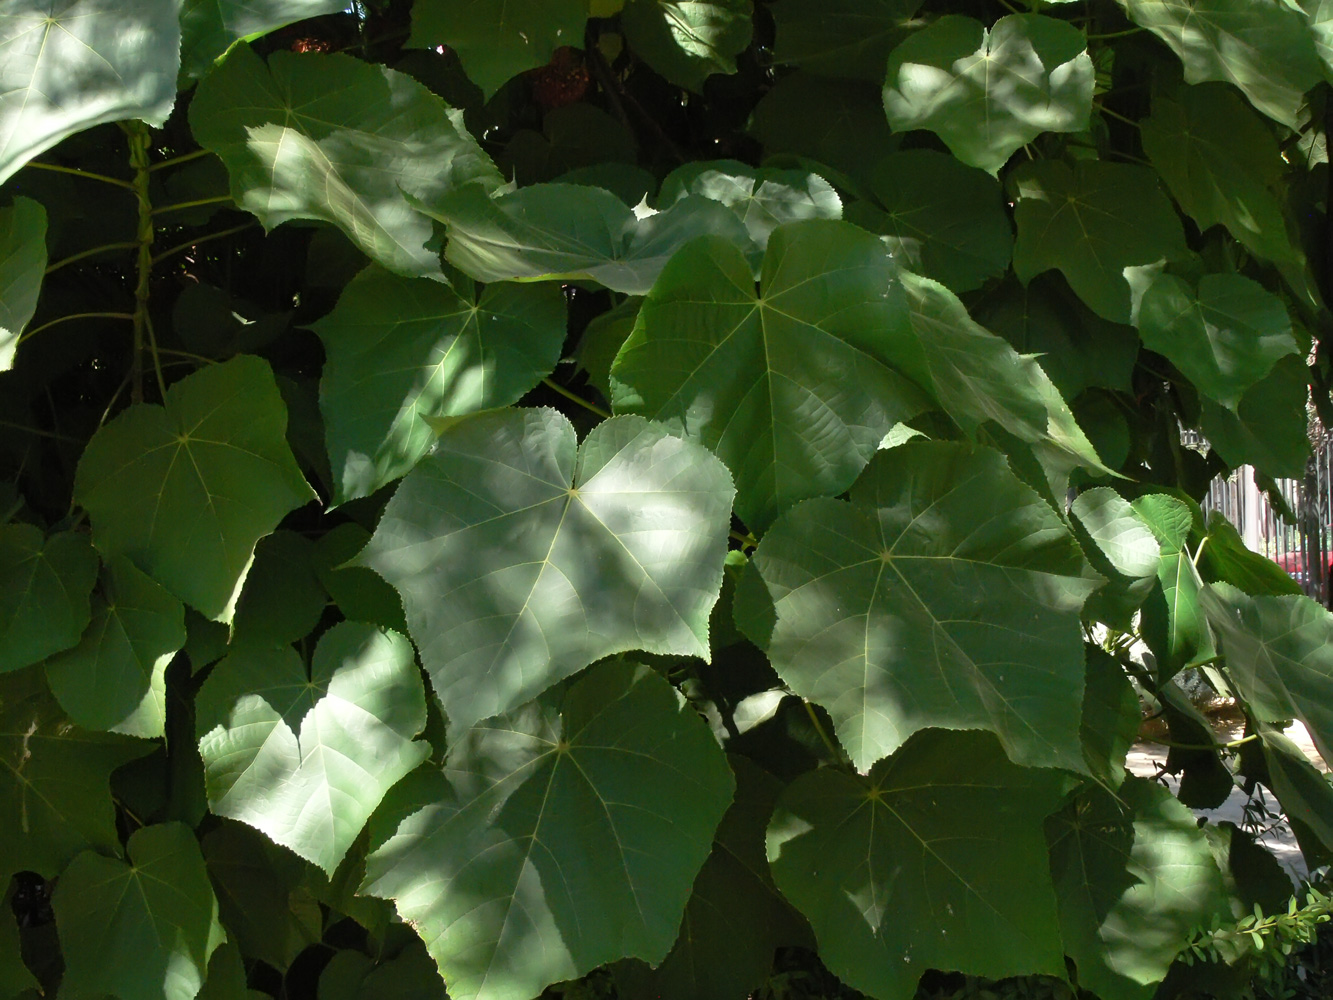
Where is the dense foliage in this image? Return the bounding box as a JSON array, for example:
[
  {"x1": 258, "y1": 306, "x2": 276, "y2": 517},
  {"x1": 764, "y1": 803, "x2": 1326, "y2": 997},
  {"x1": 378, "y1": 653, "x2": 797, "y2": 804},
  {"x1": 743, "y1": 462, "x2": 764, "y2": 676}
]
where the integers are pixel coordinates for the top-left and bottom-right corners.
[{"x1": 4, "y1": 0, "x2": 1333, "y2": 998}]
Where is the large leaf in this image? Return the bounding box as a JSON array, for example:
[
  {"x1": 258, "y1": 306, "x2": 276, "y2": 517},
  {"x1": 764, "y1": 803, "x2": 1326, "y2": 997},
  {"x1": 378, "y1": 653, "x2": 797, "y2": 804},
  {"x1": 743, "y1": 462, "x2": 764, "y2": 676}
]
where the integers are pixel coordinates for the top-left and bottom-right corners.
[
  {"x1": 408, "y1": 0, "x2": 586, "y2": 97},
  {"x1": 0, "y1": 524, "x2": 98, "y2": 674},
  {"x1": 1081, "y1": 646, "x2": 1141, "y2": 787},
  {"x1": 53, "y1": 822, "x2": 225, "y2": 1000},
  {"x1": 73, "y1": 355, "x2": 315, "y2": 621},
  {"x1": 1119, "y1": 0, "x2": 1322, "y2": 128},
  {"x1": 770, "y1": 0, "x2": 924, "y2": 82},
  {"x1": 611, "y1": 220, "x2": 931, "y2": 529},
  {"x1": 1133, "y1": 493, "x2": 1214, "y2": 677},
  {"x1": 1256, "y1": 726, "x2": 1333, "y2": 861},
  {"x1": 0, "y1": 196, "x2": 44, "y2": 371},
  {"x1": 882, "y1": 14, "x2": 1093, "y2": 174},
  {"x1": 1198, "y1": 354, "x2": 1312, "y2": 479},
  {"x1": 358, "y1": 409, "x2": 735, "y2": 734},
  {"x1": 196, "y1": 622, "x2": 429, "y2": 874},
  {"x1": 1071, "y1": 487, "x2": 1161, "y2": 630},
  {"x1": 845, "y1": 149, "x2": 1013, "y2": 293},
  {"x1": 424, "y1": 182, "x2": 752, "y2": 295},
  {"x1": 313, "y1": 266, "x2": 566, "y2": 503},
  {"x1": 621, "y1": 0, "x2": 754, "y2": 93},
  {"x1": 178, "y1": 0, "x2": 347, "y2": 80},
  {"x1": 1137, "y1": 273, "x2": 1298, "y2": 411},
  {"x1": 767, "y1": 729, "x2": 1067, "y2": 1000},
  {"x1": 190, "y1": 46, "x2": 501, "y2": 280},
  {"x1": 1047, "y1": 779, "x2": 1228, "y2": 1000},
  {"x1": 734, "y1": 441, "x2": 1096, "y2": 773},
  {"x1": 1198, "y1": 512, "x2": 1303, "y2": 597},
  {"x1": 45, "y1": 556, "x2": 185, "y2": 738},
  {"x1": 0, "y1": 0, "x2": 179, "y2": 185},
  {"x1": 1011, "y1": 160, "x2": 1188, "y2": 323},
  {"x1": 0, "y1": 674, "x2": 149, "y2": 877},
  {"x1": 361, "y1": 661, "x2": 735, "y2": 1000}
]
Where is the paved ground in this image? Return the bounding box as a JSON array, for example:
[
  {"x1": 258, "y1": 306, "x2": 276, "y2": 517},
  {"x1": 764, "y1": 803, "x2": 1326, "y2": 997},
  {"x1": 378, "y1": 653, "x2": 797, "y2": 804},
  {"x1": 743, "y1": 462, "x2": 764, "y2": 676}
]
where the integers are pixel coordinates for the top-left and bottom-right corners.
[{"x1": 1127, "y1": 721, "x2": 1326, "y2": 885}]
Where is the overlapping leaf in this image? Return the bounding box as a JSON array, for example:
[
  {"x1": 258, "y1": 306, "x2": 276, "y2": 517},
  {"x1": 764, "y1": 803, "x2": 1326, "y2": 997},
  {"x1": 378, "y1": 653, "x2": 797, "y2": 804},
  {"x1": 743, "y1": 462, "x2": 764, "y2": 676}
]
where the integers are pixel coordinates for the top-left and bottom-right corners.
[
  {"x1": 770, "y1": 0, "x2": 924, "y2": 81},
  {"x1": 882, "y1": 14, "x2": 1093, "y2": 174},
  {"x1": 74, "y1": 355, "x2": 315, "y2": 621},
  {"x1": 358, "y1": 409, "x2": 735, "y2": 733},
  {"x1": 1133, "y1": 494, "x2": 1214, "y2": 678},
  {"x1": 767, "y1": 729, "x2": 1067, "y2": 1000},
  {"x1": 734, "y1": 441, "x2": 1096, "y2": 773},
  {"x1": 1199, "y1": 355, "x2": 1312, "y2": 479},
  {"x1": 425, "y1": 182, "x2": 751, "y2": 295},
  {"x1": 178, "y1": 0, "x2": 347, "y2": 80},
  {"x1": 621, "y1": 0, "x2": 754, "y2": 93},
  {"x1": 45, "y1": 556, "x2": 185, "y2": 738},
  {"x1": 196, "y1": 622, "x2": 429, "y2": 874},
  {"x1": 191, "y1": 46, "x2": 501, "y2": 279},
  {"x1": 0, "y1": 524, "x2": 98, "y2": 674},
  {"x1": 658, "y1": 159, "x2": 841, "y2": 248},
  {"x1": 1256, "y1": 726, "x2": 1333, "y2": 860},
  {"x1": 0, "y1": 0, "x2": 179, "y2": 184},
  {"x1": 1081, "y1": 647, "x2": 1141, "y2": 787},
  {"x1": 313, "y1": 265, "x2": 566, "y2": 503},
  {"x1": 361, "y1": 662, "x2": 735, "y2": 1000},
  {"x1": 1072, "y1": 488, "x2": 1161, "y2": 630},
  {"x1": 0, "y1": 197, "x2": 45, "y2": 371},
  {"x1": 53, "y1": 822, "x2": 225, "y2": 1000}
]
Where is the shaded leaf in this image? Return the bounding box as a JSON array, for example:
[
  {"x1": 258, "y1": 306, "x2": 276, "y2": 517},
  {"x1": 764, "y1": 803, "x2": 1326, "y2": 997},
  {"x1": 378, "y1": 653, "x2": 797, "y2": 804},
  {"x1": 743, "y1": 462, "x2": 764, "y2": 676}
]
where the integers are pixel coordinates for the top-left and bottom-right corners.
[
  {"x1": 1081, "y1": 646, "x2": 1141, "y2": 787},
  {"x1": 0, "y1": 880, "x2": 37, "y2": 996},
  {"x1": 1134, "y1": 493, "x2": 1215, "y2": 677},
  {"x1": 1198, "y1": 354, "x2": 1312, "y2": 479},
  {"x1": 621, "y1": 0, "x2": 754, "y2": 93},
  {"x1": 1257, "y1": 726, "x2": 1333, "y2": 862},
  {"x1": 0, "y1": 196, "x2": 45, "y2": 371},
  {"x1": 0, "y1": 524, "x2": 98, "y2": 675},
  {"x1": 576, "y1": 296, "x2": 642, "y2": 404},
  {"x1": 231, "y1": 529, "x2": 327, "y2": 647},
  {"x1": 312, "y1": 523, "x2": 407, "y2": 633},
  {"x1": 1072, "y1": 488, "x2": 1161, "y2": 631},
  {"x1": 179, "y1": 0, "x2": 347, "y2": 80},
  {"x1": 770, "y1": 0, "x2": 924, "y2": 81},
  {"x1": 1198, "y1": 512, "x2": 1303, "y2": 596},
  {"x1": 659, "y1": 159, "x2": 842, "y2": 248}
]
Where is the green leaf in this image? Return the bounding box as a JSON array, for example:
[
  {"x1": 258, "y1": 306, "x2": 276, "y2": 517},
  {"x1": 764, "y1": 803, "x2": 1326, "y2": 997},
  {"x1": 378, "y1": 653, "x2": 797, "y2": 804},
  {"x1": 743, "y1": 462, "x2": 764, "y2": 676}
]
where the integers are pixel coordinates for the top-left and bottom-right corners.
[
  {"x1": 0, "y1": 880, "x2": 37, "y2": 997},
  {"x1": 0, "y1": 0, "x2": 179, "y2": 184},
  {"x1": 197, "y1": 941, "x2": 269, "y2": 1000},
  {"x1": 408, "y1": 0, "x2": 586, "y2": 98},
  {"x1": 767, "y1": 729, "x2": 1067, "y2": 1000},
  {"x1": 196, "y1": 622, "x2": 429, "y2": 874},
  {"x1": 73, "y1": 355, "x2": 315, "y2": 621},
  {"x1": 1137, "y1": 273, "x2": 1298, "y2": 411},
  {"x1": 178, "y1": 0, "x2": 347, "y2": 80},
  {"x1": 425, "y1": 182, "x2": 752, "y2": 295},
  {"x1": 0, "y1": 524, "x2": 98, "y2": 674},
  {"x1": 190, "y1": 46, "x2": 501, "y2": 280},
  {"x1": 1134, "y1": 493, "x2": 1215, "y2": 677},
  {"x1": 577, "y1": 296, "x2": 642, "y2": 404},
  {"x1": 54, "y1": 822, "x2": 225, "y2": 1000},
  {"x1": 770, "y1": 0, "x2": 924, "y2": 82},
  {"x1": 845, "y1": 149, "x2": 1013, "y2": 293},
  {"x1": 883, "y1": 15, "x2": 1094, "y2": 174},
  {"x1": 1198, "y1": 354, "x2": 1312, "y2": 479},
  {"x1": 1011, "y1": 160, "x2": 1188, "y2": 323},
  {"x1": 231, "y1": 529, "x2": 327, "y2": 647},
  {"x1": 45, "y1": 556, "x2": 185, "y2": 738},
  {"x1": 1081, "y1": 646, "x2": 1141, "y2": 787},
  {"x1": 362, "y1": 661, "x2": 735, "y2": 1000},
  {"x1": 313, "y1": 265, "x2": 566, "y2": 503},
  {"x1": 1198, "y1": 512, "x2": 1303, "y2": 596},
  {"x1": 659, "y1": 159, "x2": 842, "y2": 248},
  {"x1": 313, "y1": 523, "x2": 407, "y2": 633},
  {"x1": 1142, "y1": 82, "x2": 1306, "y2": 274},
  {"x1": 611, "y1": 220, "x2": 931, "y2": 529},
  {"x1": 1201, "y1": 583, "x2": 1333, "y2": 766},
  {"x1": 1256, "y1": 726, "x2": 1333, "y2": 861},
  {"x1": 358, "y1": 409, "x2": 735, "y2": 733},
  {"x1": 735, "y1": 441, "x2": 1096, "y2": 773},
  {"x1": 621, "y1": 0, "x2": 754, "y2": 93},
  {"x1": 0, "y1": 196, "x2": 45, "y2": 371},
  {"x1": 1119, "y1": 0, "x2": 1322, "y2": 128},
  {"x1": 1072, "y1": 487, "x2": 1161, "y2": 630},
  {"x1": 1047, "y1": 779, "x2": 1228, "y2": 1000}
]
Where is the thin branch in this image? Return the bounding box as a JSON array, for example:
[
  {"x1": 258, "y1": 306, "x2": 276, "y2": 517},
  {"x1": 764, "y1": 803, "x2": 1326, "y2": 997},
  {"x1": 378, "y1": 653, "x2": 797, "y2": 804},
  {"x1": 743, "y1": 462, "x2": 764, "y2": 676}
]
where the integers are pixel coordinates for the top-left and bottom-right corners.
[
  {"x1": 1094, "y1": 102, "x2": 1141, "y2": 128},
  {"x1": 23, "y1": 160, "x2": 135, "y2": 190},
  {"x1": 148, "y1": 148, "x2": 212, "y2": 172},
  {"x1": 542, "y1": 378, "x2": 611, "y2": 419},
  {"x1": 144, "y1": 313, "x2": 168, "y2": 400},
  {"x1": 0, "y1": 418, "x2": 81, "y2": 443},
  {"x1": 150, "y1": 195, "x2": 234, "y2": 216},
  {"x1": 729, "y1": 529, "x2": 758, "y2": 550},
  {"x1": 45, "y1": 242, "x2": 138, "y2": 274},
  {"x1": 803, "y1": 700, "x2": 843, "y2": 761},
  {"x1": 152, "y1": 222, "x2": 256, "y2": 265},
  {"x1": 1086, "y1": 26, "x2": 1146, "y2": 40},
  {"x1": 18, "y1": 311, "x2": 134, "y2": 344},
  {"x1": 128, "y1": 120, "x2": 155, "y2": 404}
]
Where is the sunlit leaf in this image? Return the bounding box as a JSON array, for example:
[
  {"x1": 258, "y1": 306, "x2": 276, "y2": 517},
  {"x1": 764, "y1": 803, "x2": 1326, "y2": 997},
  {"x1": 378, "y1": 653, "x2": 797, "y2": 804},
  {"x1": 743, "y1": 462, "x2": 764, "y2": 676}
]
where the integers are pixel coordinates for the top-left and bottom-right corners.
[
  {"x1": 178, "y1": 0, "x2": 347, "y2": 80},
  {"x1": 1072, "y1": 487, "x2": 1161, "y2": 630},
  {"x1": 658, "y1": 159, "x2": 841, "y2": 247},
  {"x1": 0, "y1": 196, "x2": 45, "y2": 371},
  {"x1": 0, "y1": 524, "x2": 98, "y2": 675},
  {"x1": 1134, "y1": 493, "x2": 1214, "y2": 678},
  {"x1": 621, "y1": 0, "x2": 753, "y2": 93}
]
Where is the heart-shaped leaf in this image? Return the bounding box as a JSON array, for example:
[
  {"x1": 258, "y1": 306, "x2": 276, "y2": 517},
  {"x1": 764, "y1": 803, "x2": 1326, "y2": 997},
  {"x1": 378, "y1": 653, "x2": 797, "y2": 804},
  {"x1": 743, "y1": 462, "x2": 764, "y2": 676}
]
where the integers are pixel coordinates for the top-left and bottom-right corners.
[
  {"x1": 735, "y1": 441, "x2": 1096, "y2": 773},
  {"x1": 1072, "y1": 488, "x2": 1162, "y2": 630},
  {"x1": 883, "y1": 14, "x2": 1093, "y2": 174},
  {"x1": 0, "y1": 524, "x2": 98, "y2": 674},
  {"x1": 362, "y1": 661, "x2": 735, "y2": 1000},
  {"x1": 359, "y1": 409, "x2": 735, "y2": 733},
  {"x1": 196, "y1": 621, "x2": 429, "y2": 874},
  {"x1": 771, "y1": 0, "x2": 924, "y2": 81},
  {"x1": 1198, "y1": 355, "x2": 1312, "y2": 479},
  {"x1": 0, "y1": 196, "x2": 45, "y2": 370},
  {"x1": 74, "y1": 355, "x2": 315, "y2": 621},
  {"x1": 621, "y1": 0, "x2": 754, "y2": 93},
  {"x1": 313, "y1": 265, "x2": 566, "y2": 503}
]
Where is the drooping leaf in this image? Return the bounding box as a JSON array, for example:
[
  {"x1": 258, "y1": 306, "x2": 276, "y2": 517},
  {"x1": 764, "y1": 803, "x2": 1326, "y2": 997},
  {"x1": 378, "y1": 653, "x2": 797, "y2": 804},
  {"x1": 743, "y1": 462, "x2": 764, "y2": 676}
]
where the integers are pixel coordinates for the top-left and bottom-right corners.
[
  {"x1": 408, "y1": 0, "x2": 586, "y2": 97},
  {"x1": 358, "y1": 409, "x2": 735, "y2": 733},
  {"x1": 1119, "y1": 0, "x2": 1323, "y2": 128},
  {"x1": 1133, "y1": 493, "x2": 1214, "y2": 678},
  {"x1": 1081, "y1": 646, "x2": 1141, "y2": 787},
  {"x1": 45, "y1": 556, "x2": 185, "y2": 738},
  {"x1": 361, "y1": 661, "x2": 735, "y2": 1000},
  {"x1": 73, "y1": 355, "x2": 315, "y2": 621},
  {"x1": 610, "y1": 220, "x2": 931, "y2": 529},
  {"x1": 1198, "y1": 512, "x2": 1303, "y2": 596},
  {"x1": 178, "y1": 0, "x2": 348, "y2": 80},
  {"x1": 882, "y1": 14, "x2": 1094, "y2": 174},
  {"x1": 658, "y1": 159, "x2": 842, "y2": 248},
  {"x1": 770, "y1": 0, "x2": 924, "y2": 82},
  {"x1": 1256, "y1": 726, "x2": 1333, "y2": 861},
  {"x1": 196, "y1": 622, "x2": 429, "y2": 874},
  {"x1": 313, "y1": 265, "x2": 566, "y2": 503},
  {"x1": 734, "y1": 441, "x2": 1096, "y2": 773},
  {"x1": 190, "y1": 46, "x2": 501, "y2": 280},
  {"x1": 230, "y1": 529, "x2": 327, "y2": 647},
  {"x1": 0, "y1": 524, "x2": 98, "y2": 674},
  {"x1": 424, "y1": 182, "x2": 752, "y2": 295},
  {"x1": 1137, "y1": 273, "x2": 1298, "y2": 411},
  {"x1": 1046, "y1": 779, "x2": 1228, "y2": 1000},
  {"x1": 1011, "y1": 160, "x2": 1188, "y2": 323},
  {"x1": 844, "y1": 149, "x2": 1013, "y2": 293},
  {"x1": 0, "y1": 0, "x2": 179, "y2": 185},
  {"x1": 621, "y1": 0, "x2": 754, "y2": 93},
  {"x1": 54, "y1": 822, "x2": 225, "y2": 1000},
  {"x1": 1198, "y1": 354, "x2": 1312, "y2": 479},
  {"x1": 767, "y1": 729, "x2": 1067, "y2": 1000},
  {"x1": 0, "y1": 196, "x2": 45, "y2": 371},
  {"x1": 1072, "y1": 487, "x2": 1161, "y2": 630}
]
